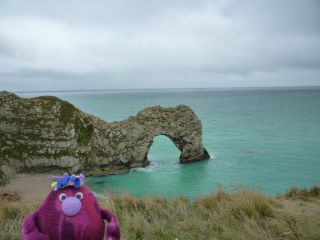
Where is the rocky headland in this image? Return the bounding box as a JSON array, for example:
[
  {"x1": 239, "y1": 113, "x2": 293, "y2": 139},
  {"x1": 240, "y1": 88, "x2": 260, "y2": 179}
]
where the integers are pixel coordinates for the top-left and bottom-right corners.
[{"x1": 0, "y1": 91, "x2": 209, "y2": 185}]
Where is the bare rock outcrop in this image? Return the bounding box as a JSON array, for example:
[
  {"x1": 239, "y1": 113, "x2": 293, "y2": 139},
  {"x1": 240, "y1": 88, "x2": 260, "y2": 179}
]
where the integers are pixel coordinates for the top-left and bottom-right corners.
[{"x1": 0, "y1": 91, "x2": 210, "y2": 182}]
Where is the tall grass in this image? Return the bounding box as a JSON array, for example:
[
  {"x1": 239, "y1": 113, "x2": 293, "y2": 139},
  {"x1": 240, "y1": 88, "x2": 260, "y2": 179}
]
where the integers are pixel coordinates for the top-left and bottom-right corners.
[{"x1": 1, "y1": 187, "x2": 320, "y2": 240}]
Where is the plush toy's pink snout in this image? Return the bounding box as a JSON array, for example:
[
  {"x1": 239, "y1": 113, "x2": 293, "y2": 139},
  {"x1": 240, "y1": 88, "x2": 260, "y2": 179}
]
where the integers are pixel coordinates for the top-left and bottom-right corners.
[{"x1": 61, "y1": 196, "x2": 82, "y2": 217}]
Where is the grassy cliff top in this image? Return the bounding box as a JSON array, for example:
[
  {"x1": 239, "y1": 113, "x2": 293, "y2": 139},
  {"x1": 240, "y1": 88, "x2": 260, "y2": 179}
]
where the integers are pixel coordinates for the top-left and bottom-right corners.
[{"x1": 1, "y1": 186, "x2": 319, "y2": 240}]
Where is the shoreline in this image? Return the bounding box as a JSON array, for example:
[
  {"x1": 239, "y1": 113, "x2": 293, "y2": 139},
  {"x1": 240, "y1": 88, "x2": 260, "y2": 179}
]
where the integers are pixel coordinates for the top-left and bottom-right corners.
[{"x1": 1, "y1": 172, "x2": 319, "y2": 206}]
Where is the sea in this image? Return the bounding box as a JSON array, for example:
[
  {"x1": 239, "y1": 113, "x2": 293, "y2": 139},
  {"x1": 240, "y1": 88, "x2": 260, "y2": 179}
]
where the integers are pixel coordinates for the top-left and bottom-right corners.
[{"x1": 18, "y1": 87, "x2": 320, "y2": 199}]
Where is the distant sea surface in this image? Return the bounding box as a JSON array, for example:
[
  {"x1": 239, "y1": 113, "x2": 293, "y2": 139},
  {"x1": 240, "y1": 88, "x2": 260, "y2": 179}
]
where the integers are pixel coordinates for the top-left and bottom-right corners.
[{"x1": 19, "y1": 87, "x2": 320, "y2": 198}]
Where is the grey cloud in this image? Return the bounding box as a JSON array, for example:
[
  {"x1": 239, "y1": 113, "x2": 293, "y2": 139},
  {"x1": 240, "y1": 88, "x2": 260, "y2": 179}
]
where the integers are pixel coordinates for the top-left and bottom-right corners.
[
  {"x1": 0, "y1": 38, "x2": 14, "y2": 57},
  {"x1": 0, "y1": 0, "x2": 319, "y2": 91}
]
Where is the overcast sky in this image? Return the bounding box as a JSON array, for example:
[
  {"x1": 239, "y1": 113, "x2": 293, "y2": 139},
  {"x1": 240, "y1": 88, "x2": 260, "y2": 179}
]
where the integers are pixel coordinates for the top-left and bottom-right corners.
[{"x1": 0, "y1": 0, "x2": 320, "y2": 91}]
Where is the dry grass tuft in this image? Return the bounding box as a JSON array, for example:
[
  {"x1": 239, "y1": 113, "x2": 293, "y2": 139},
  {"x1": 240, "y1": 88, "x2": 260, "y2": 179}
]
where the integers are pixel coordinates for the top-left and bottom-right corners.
[
  {"x1": 1, "y1": 186, "x2": 320, "y2": 240},
  {"x1": 285, "y1": 186, "x2": 320, "y2": 199}
]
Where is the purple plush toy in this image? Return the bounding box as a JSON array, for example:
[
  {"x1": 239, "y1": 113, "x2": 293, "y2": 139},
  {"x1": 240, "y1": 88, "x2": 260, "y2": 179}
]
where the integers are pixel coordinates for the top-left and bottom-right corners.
[{"x1": 22, "y1": 174, "x2": 120, "y2": 240}]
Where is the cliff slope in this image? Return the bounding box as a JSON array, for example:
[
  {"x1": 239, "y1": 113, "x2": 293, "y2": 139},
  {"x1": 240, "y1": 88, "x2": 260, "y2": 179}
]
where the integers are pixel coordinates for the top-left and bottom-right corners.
[{"x1": 0, "y1": 91, "x2": 209, "y2": 182}]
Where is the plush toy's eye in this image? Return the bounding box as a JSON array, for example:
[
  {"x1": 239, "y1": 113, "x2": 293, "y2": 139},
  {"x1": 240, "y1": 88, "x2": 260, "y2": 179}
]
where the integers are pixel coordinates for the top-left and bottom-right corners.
[
  {"x1": 59, "y1": 193, "x2": 67, "y2": 201},
  {"x1": 75, "y1": 192, "x2": 83, "y2": 200}
]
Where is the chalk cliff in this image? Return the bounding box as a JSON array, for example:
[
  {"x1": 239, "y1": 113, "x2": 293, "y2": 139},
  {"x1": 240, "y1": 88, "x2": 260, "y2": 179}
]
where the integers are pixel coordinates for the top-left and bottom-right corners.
[{"x1": 0, "y1": 91, "x2": 210, "y2": 183}]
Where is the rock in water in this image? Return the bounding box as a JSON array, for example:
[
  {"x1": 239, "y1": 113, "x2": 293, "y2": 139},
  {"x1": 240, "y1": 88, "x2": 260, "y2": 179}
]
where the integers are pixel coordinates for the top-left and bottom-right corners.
[{"x1": 0, "y1": 91, "x2": 210, "y2": 181}]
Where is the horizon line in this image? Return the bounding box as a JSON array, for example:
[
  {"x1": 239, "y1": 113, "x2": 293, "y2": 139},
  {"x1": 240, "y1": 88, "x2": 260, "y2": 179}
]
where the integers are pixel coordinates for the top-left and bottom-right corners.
[{"x1": 5, "y1": 85, "x2": 320, "y2": 94}]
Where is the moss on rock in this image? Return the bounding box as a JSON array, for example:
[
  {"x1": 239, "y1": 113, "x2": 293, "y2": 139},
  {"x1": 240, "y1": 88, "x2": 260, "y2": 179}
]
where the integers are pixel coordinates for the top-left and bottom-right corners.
[
  {"x1": 60, "y1": 101, "x2": 76, "y2": 123},
  {"x1": 77, "y1": 123, "x2": 94, "y2": 145}
]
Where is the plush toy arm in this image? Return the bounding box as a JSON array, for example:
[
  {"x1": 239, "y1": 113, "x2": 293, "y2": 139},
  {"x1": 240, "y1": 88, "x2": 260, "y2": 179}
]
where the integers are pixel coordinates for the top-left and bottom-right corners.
[
  {"x1": 22, "y1": 211, "x2": 51, "y2": 240},
  {"x1": 101, "y1": 208, "x2": 120, "y2": 240}
]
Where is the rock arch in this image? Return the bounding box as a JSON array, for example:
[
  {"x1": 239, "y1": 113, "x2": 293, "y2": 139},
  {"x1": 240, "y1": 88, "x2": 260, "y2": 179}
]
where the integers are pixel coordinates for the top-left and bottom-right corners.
[
  {"x1": 100, "y1": 104, "x2": 210, "y2": 168},
  {"x1": 145, "y1": 131, "x2": 208, "y2": 164},
  {"x1": 0, "y1": 92, "x2": 210, "y2": 180}
]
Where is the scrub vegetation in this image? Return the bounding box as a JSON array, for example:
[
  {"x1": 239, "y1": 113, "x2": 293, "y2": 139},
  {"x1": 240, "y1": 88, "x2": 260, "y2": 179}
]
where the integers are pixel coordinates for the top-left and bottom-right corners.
[{"x1": 0, "y1": 186, "x2": 319, "y2": 240}]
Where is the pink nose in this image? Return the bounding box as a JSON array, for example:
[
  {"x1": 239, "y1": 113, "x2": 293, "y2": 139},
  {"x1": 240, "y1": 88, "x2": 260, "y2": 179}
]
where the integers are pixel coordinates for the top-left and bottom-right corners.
[{"x1": 61, "y1": 197, "x2": 82, "y2": 217}]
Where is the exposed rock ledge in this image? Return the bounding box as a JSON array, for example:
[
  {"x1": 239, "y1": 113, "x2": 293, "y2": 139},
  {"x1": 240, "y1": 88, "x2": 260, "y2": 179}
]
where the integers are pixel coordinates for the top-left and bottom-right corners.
[{"x1": 0, "y1": 91, "x2": 210, "y2": 184}]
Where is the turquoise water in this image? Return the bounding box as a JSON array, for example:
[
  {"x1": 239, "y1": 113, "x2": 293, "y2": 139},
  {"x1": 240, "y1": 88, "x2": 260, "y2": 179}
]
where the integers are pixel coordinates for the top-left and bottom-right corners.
[{"x1": 19, "y1": 88, "x2": 320, "y2": 198}]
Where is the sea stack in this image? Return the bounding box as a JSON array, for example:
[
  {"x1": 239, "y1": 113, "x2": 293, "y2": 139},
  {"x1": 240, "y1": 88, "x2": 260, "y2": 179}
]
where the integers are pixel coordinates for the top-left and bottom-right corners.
[{"x1": 0, "y1": 91, "x2": 210, "y2": 182}]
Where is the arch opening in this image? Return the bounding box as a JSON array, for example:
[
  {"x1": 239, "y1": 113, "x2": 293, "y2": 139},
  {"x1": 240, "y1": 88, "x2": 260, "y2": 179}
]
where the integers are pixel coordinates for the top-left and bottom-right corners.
[{"x1": 147, "y1": 135, "x2": 181, "y2": 163}]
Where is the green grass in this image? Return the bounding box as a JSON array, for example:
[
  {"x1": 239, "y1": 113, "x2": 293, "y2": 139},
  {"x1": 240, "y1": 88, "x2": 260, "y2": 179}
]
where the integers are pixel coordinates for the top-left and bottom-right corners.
[
  {"x1": 76, "y1": 119, "x2": 94, "y2": 145},
  {"x1": 33, "y1": 95, "x2": 76, "y2": 123},
  {"x1": 1, "y1": 187, "x2": 320, "y2": 240}
]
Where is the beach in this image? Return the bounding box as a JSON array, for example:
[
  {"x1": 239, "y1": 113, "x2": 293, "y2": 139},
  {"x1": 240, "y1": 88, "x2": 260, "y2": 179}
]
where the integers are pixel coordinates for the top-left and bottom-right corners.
[{"x1": 1, "y1": 174, "x2": 52, "y2": 205}]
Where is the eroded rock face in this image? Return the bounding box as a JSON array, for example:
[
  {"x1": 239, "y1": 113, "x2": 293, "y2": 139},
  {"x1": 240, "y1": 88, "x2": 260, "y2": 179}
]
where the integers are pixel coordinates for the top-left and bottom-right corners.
[{"x1": 0, "y1": 91, "x2": 210, "y2": 181}]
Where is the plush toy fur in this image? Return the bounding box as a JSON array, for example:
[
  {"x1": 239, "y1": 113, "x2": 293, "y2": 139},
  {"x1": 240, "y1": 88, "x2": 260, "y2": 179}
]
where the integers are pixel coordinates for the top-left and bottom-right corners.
[{"x1": 22, "y1": 185, "x2": 120, "y2": 240}]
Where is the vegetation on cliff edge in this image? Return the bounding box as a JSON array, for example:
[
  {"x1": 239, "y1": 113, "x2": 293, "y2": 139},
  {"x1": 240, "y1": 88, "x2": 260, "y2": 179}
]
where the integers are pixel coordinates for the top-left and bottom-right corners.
[{"x1": 0, "y1": 186, "x2": 319, "y2": 240}]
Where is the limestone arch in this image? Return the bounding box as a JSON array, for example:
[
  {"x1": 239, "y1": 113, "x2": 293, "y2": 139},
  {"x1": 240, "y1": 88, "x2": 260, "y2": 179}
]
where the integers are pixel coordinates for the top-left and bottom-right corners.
[
  {"x1": 130, "y1": 105, "x2": 210, "y2": 166},
  {"x1": 142, "y1": 132, "x2": 209, "y2": 165}
]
